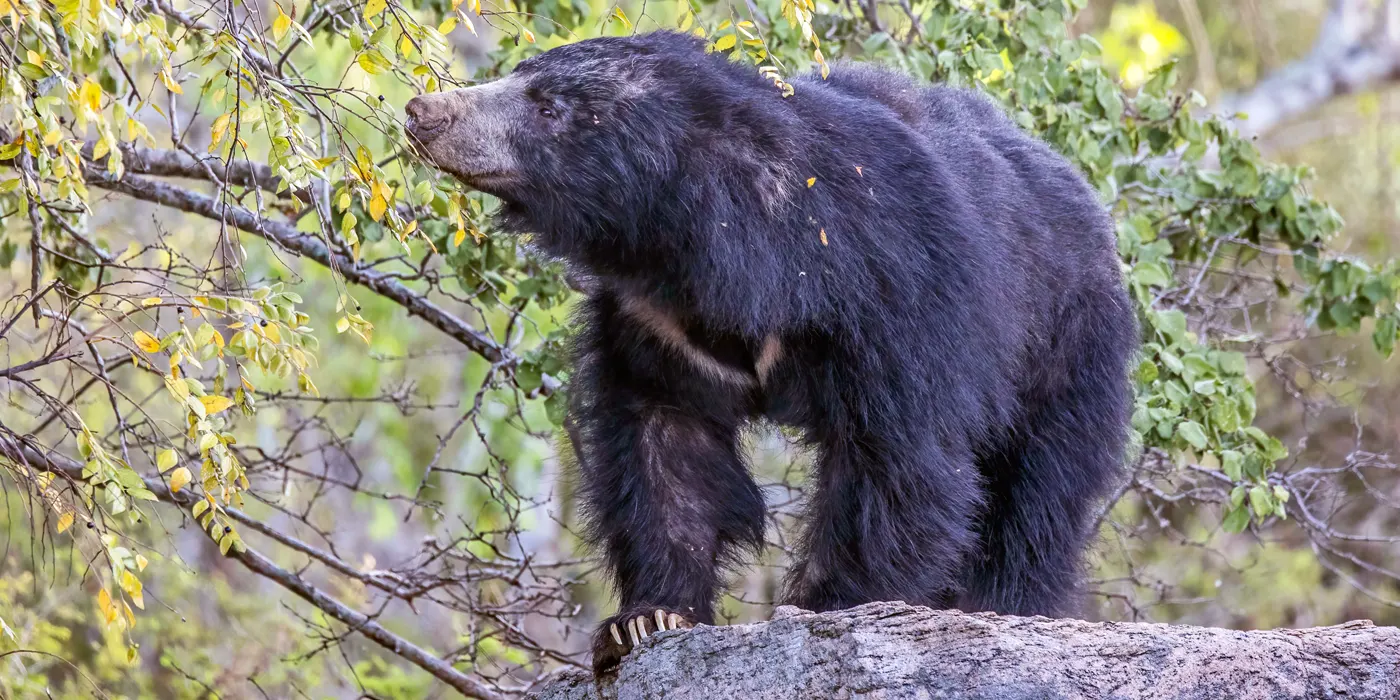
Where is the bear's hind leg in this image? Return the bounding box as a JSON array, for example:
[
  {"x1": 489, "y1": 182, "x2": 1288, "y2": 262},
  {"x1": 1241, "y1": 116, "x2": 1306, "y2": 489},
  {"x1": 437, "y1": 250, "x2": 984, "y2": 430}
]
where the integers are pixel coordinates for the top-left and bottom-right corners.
[{"x1": 960, "y1": 307, "x2": 1133, "y2": 617}]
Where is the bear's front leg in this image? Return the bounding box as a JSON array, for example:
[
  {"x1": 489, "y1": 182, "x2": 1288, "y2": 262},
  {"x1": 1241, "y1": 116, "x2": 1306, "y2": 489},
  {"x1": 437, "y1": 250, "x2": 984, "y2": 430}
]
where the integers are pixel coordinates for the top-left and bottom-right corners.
[{"x1": 572, "y1": 391, "x2": 764, "y2": 674}]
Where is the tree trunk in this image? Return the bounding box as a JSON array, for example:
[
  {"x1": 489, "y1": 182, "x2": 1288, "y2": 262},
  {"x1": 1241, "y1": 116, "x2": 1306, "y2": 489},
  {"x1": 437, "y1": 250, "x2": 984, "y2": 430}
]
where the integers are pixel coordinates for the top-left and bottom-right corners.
[{"x1": 529, "y1": 602, "x2": 1400, "y2": 700}]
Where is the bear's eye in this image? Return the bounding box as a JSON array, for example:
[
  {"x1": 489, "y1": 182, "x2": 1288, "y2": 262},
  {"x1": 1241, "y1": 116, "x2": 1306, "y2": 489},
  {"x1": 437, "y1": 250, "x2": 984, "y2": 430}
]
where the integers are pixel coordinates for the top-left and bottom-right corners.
[{"x1": 538, "y1": 106, "x2": 556, "y2": 119}]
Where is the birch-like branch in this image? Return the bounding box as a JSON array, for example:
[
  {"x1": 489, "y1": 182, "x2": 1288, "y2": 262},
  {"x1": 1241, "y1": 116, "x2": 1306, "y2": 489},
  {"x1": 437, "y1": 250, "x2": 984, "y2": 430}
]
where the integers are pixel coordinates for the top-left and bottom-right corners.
[{"x1": 1218, "y1": 0, "x2": 1400, "y2": 138}]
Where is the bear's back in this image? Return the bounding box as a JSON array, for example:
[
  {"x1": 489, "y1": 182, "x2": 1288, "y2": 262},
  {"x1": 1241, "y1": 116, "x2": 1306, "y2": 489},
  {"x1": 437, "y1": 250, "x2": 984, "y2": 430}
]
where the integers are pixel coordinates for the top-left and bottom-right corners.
[{"x1": 818, "y1": 64, "x2": 1118, "y2": 306}]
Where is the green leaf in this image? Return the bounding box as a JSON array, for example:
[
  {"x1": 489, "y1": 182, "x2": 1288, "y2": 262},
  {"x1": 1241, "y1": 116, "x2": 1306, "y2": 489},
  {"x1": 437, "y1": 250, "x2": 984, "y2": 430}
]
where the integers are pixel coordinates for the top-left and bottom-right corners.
[
  {"x1": 1373, "y1": 315, "x2": 1398, "y2": 358},
  {"x1": 1221, "y1": 505, "x2": 1250, "y2": 533},
  {"x1": 1276, "y1": 191, "x2": 1298, "y2": 220},
  {"x1": 1248, "y1": 485, "x2": 1272, "y2": 518},
  {"x1": 1221, "y1": 450, "x2": 1243, "y2": 481},
  {"x1": 1135, "y1": 360, "x2": 1158, "y2": 383},
  {"x1": 1176, "y1": 421, "x2": 1208, "y2": 450},
  {"x1": 1094, "y1": 78, "x2": 1122, "y2": 121},
  {"x1": 357, "y1": 50, "x2": 392, "y2": 75},
  {"x1": 1217, "y1": 351, "x2": 1247, "y2": 376}
]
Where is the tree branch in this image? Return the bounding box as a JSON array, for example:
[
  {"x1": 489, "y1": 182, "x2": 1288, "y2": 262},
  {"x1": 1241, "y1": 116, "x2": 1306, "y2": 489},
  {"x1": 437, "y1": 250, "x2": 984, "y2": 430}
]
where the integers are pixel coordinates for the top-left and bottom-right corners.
[
  {"x1": 105, "y1": 142, "x2": 294, "y2": 198},
  {"x1": 1218, "y1": 0, "x2": 1400, "y2": 138},
  {"x1": 82, "y1": 167, "x2": 511, "y2": 364},
  {"x1": 532, "y1": 602, "x2": 1400, "y2": 700},
  {"x1": 0, "y1": 433, "x2": 505, "y2": 700}
]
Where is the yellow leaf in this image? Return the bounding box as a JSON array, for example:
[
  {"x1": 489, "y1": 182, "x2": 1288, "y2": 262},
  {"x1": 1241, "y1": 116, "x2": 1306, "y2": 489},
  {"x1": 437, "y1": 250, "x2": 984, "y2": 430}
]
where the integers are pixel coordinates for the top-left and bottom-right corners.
[
  {"x1": 453, "y1": 227, "x2": 466, "y2": 247},
  {"x1": 56, "y1": 512, "x2": 74, "y2": 533},
  {"x1": 336, "y1": 316, "x2": 350, "y2": 333},
  {"x1": 263, "y1": 323, "x2": 282, "y2": 343},
  {"x1": 165, "y1": 373, "x2": 190, "y2": 401},
  {"x1": 437, "y1": 16, "x2": 456, "y2": 34},
  {"x1": 141, "y1": 297, "x2": 162, "y2": 307},
  {"x1": 133, "y1": 331, "x2": 161, "y2": 353},
  {"x1": 272, "y1": 5, "x2": 292, "y2": 41},
  {"x1": 157, "y1": 449, "x2": 178, "y2": 472},
  {"x1": 820, "y1": 228, "x2": 828, "y2": 246},
  {"x1": 209, "y1": 112, "x2": 231, "y2": 151},
  {"x1": 79, "y1": 78, "x2": 102, "y2": 113},
  {"x1": 369, "y1": 191, "x2": 387, "y2": 221},
  {"x1": 612, "y1": 7, "x2": 631, "y2": 29},
  {"x1": 363, "y1": 0, "x2": 387, "y2": 21},
  {"x1": 198, "y1": 395, "x2": 235, "y2": 415},
  {"x1": 120, "y1": 570, "x2": 144, "y2": 609},
  {"x1": 97, "y1": 588, "x2": 117, "y2": 626},
  {"x1": 136, "y1": 554, "x2": 148, "y2": 571},
  {"x1": 806, "y1": 177, "x2": 816, "y2": 187},
  {"x1": 169, "y1": 466, "x2": 192, "y2": 493},
  {"x1": 522, "y1": 28, "x2": 535, "y2": 43},
  {"x1": 159, "y1": 68, "x2": 183, "y2": 95},
  {"x1": 714, "y1": 34, "x2": 736, "y2": 51}
]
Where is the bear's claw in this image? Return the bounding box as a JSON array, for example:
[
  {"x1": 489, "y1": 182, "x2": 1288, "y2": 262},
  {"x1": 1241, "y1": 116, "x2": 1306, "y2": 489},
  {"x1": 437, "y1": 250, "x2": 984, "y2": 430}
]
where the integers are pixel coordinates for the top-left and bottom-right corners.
[{"x1": 594, "y1": 607, "x2": 694, "y2": 674}]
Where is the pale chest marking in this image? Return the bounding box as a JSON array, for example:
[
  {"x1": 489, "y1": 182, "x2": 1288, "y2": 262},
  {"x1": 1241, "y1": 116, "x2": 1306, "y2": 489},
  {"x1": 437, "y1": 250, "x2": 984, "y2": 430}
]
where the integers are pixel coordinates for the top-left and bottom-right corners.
[{"x1": 617, "y1": 295, "x2": 782, "y2": 389}]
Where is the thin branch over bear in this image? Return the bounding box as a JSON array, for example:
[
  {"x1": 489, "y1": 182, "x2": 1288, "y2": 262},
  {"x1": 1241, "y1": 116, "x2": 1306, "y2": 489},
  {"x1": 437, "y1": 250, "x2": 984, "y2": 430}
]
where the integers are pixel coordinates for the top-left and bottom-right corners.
[{"x1": 407, "y1": 31, "x2": 1137, "y2": 674}]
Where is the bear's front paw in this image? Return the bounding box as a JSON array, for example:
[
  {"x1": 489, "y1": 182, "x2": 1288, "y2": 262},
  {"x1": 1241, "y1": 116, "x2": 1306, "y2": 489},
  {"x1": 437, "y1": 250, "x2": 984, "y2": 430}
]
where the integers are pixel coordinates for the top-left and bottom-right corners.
[{"x1": 591, "y1": 607, "x2": 695, "y2": 674}]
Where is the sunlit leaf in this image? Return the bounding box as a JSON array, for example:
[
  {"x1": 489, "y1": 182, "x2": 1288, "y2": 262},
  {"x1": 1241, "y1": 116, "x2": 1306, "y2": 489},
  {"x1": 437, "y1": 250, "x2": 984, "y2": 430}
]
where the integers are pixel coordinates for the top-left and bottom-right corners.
[
  {"x1": 272, "y1": 4, "x2": 292, "y2": 41},
  {"x1": 159, "y1": 68, "x2": 183, "y2": 95},
  {"x1": 169, "y1": 467, "x2": 193, "y2": 493},
  {"x1": 96, "y1": 588, "x2": 118, "y2": 626},
  {"x1": 133, "y1": 331, "x2": 162, "y2": 353},
  {"x1": 199, "y1": 395, "x2": 235, "y2": 415},
  {"x1": 120, "y1": 570, "x2": 145, "y2": 609}
]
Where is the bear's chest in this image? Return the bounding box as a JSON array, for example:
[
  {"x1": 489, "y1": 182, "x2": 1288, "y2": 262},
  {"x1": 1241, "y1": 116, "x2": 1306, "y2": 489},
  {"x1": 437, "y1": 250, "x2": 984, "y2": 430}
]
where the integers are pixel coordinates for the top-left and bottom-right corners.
[{"x1": 615, "y1": 294, "x2": 783, "y2": 397}]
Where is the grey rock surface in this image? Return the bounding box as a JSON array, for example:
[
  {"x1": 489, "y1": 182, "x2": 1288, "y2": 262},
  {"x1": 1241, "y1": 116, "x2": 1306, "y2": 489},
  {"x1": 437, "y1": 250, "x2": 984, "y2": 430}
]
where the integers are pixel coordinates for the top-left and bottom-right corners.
[{"x1": 528, "y1": 601, "x2": 1400, "y2": 699}]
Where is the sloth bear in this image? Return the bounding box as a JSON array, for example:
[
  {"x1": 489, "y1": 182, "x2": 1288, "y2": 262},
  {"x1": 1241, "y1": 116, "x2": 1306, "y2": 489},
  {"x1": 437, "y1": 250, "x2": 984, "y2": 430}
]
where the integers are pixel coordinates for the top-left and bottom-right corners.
[{"x1": 406, "y1": 31, "x2": 1136, "y2": 673}]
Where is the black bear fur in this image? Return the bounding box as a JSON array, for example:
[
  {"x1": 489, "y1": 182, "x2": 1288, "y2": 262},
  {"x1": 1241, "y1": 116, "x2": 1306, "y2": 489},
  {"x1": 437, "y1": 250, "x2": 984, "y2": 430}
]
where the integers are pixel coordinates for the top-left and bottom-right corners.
[{"x1": 405, "y1": 30, "x2": 1138, "y2": 674}]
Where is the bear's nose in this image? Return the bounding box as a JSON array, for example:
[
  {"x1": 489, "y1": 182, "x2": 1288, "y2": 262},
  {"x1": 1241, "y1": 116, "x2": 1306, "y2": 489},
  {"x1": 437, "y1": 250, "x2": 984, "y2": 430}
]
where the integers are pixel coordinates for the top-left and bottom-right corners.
[{"x1": 405, "y1": 95, "x2": 453, "y2": 144}]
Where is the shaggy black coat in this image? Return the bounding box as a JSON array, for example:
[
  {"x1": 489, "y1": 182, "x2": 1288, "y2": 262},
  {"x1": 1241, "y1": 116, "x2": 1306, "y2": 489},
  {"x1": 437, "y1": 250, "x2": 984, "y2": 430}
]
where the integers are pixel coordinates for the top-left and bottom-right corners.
[{"x1": 412, "y1": 31, "x2": 1136, "y2": 673}]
